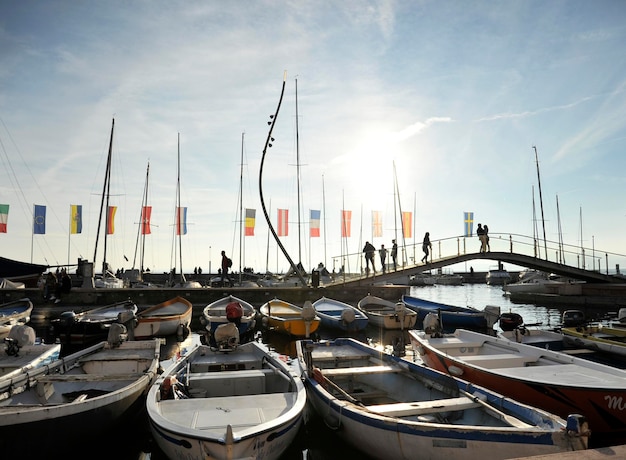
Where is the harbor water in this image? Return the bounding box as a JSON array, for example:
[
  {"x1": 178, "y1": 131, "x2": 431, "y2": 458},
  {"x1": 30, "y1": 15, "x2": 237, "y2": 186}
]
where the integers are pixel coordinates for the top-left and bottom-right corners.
[{"x1": 26, "y1": 283, "x2": 626, "y2": 459}]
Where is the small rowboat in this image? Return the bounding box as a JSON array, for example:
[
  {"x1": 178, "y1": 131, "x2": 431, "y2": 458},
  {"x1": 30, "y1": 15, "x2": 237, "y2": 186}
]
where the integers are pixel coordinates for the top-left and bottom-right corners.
[
  {"x1": 296, "y1": 337, "x2": 589, "y2": 460},
  {"x1": 258, "y1": 298, "x2": 320, "y2": 337},
  {"x1": 0, "y1": 298, "x2": 33, "y2": 340},
  {"x1": 200, "y1": 295, "x2": 257, "y2": 342},
  {"x1": 357, "y1": 295, "x2": 417, "y2": 330},
  {"x1": 312, "y1": 296, "x2": 368, "y2": 332},
  {"x1": 133, "y1": 296, "x2": 193, "y2": 340}
]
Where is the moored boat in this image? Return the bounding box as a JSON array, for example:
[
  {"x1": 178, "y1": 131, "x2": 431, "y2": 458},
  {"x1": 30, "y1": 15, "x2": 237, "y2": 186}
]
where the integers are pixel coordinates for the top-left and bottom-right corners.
[
  {"x1": 409, "y1": 328, "x2": 626, "y2": 447},
  {"x1": 296, "y1": 337, "x2": 589, "y2": 459},
  {"x1": 312, "y1": 296, "x2": 368, "y2": 332},
  {"x1": 49, "y1": 299, "x2": 138, "y2": 352},
  {"x1": 258, "y1": 298, "x2": 320, "y2": 337},
  {"x1": 401, "y1": 294, "x2": 500, "y2": 331},
  {"x1": 132, "y1": 296, "x2": 193, "y2": 340},
  {"x1": 561, "y1": 324, "x2": 626, "y2": 357},
  {"x1": 357, "y1": 295, "x2": 417, "y2": 330},
  {"x1": 146, "y1": 337, "x2": 306, "y2": 460},
  {"x1": 0, "y1": 331, "x2": 160, "y2": 455},
  {"x1": 200, "y1": 295, "x2": 257, "y2": 343},
  {"x1": 0, "y1": 325, "x2": 60, "y2": 379},
  {"x1": 0, "y1": 298, "x2": 33, "y2": 339}
]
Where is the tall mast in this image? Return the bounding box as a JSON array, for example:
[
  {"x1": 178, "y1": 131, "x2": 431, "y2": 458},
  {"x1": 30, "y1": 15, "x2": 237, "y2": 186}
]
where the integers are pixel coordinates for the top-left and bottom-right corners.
[
  {"x1": 322, "y1": 174, "x2": 327, "y2": 268},
  {"x1": 295, "y1": 77, "x2": 303, "y2": 266},
  {"x1": 94, "y1": 118, "x2": 114, "y2": 275},
  {"x1": 238, "y1": 132, "x2": 244, "y2": 284},
  {"x1": 533, "y1": 146, "x2": 548, "y2": 259},
  {"x1": 177, "y1": 133, "x2": 185, "y2": 284},
  {"x1": 132, "y1": 162, "x2": 150, "y2": 275}
]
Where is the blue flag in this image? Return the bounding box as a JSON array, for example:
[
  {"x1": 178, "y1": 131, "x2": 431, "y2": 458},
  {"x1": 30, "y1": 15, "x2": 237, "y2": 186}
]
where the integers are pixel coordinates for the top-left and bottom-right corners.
[
  {"x1": 34, "y1": 204, "x2": 46, "y2": 234},
  {"x1": 464, "y1": 212, "x2": 474, "y2": 237}
]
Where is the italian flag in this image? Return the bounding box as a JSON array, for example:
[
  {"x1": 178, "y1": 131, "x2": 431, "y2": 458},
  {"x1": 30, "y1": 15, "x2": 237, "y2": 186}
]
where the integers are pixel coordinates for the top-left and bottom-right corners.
[{"x1": 0, "y1": 204, "x2": 8, "y2": 233}]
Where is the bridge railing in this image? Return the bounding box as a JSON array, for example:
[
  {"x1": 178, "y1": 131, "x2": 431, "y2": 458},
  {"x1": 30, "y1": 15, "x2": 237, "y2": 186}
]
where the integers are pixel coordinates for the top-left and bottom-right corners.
[{"x1": 330, "y1": 233, "x2": 626, "y2": 277}]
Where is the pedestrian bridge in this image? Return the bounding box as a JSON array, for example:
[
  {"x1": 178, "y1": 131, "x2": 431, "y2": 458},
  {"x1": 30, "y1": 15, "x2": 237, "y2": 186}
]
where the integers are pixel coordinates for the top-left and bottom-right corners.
[{"x1": 328, "y1": 232, "x2": 626, "y2": 286}]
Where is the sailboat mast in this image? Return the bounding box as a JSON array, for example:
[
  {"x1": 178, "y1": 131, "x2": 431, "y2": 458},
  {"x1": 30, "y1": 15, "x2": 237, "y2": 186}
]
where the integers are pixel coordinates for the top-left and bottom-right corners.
[
  {"x1": 177, "y1": 133, "x2": 185, "y2": 284},
  {"x1": 295, "y1": 77, "x2": 303, "y2": 266},
  {"x1": 132, "y1": 162, "x2": 150, "y2": 275},
  {"x1": 533, "y1": 146, "x2": 548, "y2": 259},
  {"x1": 93, "y1": 118, "x2": 114, "y2": 274},
  {"x1": 239, "y1": 132, "x2": 244, "y2": 284},
  {"x1": 322, "y1": 174, "x2": 327, "y2": 268}
]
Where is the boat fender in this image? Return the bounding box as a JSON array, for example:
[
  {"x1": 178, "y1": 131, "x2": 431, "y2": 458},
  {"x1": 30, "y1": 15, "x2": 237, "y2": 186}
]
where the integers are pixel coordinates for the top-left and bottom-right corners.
[
  {"x1": 448, "y1": 365, "x2": 463, "y2": 376},
  {"x1": 340, "y1": 308, "x2": 356, "y2": 324},
  {"x1": 301, "y1": 301, "x2": 317, "y2": 321}
]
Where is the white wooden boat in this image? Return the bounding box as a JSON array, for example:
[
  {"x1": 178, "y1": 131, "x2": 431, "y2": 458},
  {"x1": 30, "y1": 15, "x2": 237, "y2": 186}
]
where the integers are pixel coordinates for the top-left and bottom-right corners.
[
  {"x1": 409, "y1": 328, "x2": 626, "y2": 447},
  {"x1": 0, "y1": 332, "x2": 160, "y2": 455},
  {"x1": 49, "y1": 299, "x2": 138, "y2": 351},
  {"x1": 147, "y1": 338, "x2": 306, "y2": 460},
  {"x1": 258, "y1": 298, "x2": 320, "y2": 337},
  {"x1": 133, "y1": 296, "x2": 192, "y2": 340},
  {"x1": 357, "y1": 295, "x2": 417, "y2": 330},
  {"x1": 200, "y1": 295, "x2": 257, "y2": 342},
  {"x1": 312, "y1": 296, "x2": 368, "y2": 332},
  {"x1": 0, "y1": 298, "x2": 33, "y2": 339},
  {"x1": 296, "y1": 337, "x2": 589, "y2": 459},
  {"x1": 1, "y1": 325, "x2": 60, "y2": 379},
  {"x1": 561, "y1": 324, "x2": 626, "y2": 357}
]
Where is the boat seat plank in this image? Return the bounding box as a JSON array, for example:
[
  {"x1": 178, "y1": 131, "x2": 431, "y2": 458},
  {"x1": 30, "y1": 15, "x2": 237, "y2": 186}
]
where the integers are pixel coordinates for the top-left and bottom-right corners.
[
  {"x1": 37, "y1": 373, "x2": 145, "y2": 382},
  {"x1": 433, "y1": 340, "x2": 485, "y2": 350},
  {"x1": 461, "y1": 353, "x2": 536, "y2": 368},
  {"x1": 321, "y1": 365, "x2": 400, "y2": 377},
  {"x1": 159, "y1": 392, "x2": 297, "y2": 431},
  {"x1": 189, "y1": 369, "x2": 275, "y2": 381},
  {"x1": 366, "y1": 396, "x2": 481, "y2": 416}
]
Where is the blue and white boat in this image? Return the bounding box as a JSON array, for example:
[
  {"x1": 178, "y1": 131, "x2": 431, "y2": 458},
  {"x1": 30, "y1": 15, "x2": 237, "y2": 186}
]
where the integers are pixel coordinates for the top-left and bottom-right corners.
[
  {"x1": 312, "y1": 296, "x2": 368, "y2": 332},
  {"x1": 296, "y1": 337, "x2": 589, "y2": 460},
  {"x1": 200, "y1": 295, "x2": 257, "y2": 343},
  {"x1": 401, "y1": 294, "x2": 500, "y2": 331}
]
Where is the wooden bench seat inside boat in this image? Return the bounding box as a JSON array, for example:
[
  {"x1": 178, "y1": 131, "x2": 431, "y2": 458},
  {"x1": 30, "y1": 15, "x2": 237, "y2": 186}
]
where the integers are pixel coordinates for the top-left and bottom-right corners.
[
  {"x1": 431, "y1": 339, "x2": 485, "y2": 350},
  {"x1": 366, "y1": 396, "x2": 481, "y2": 416},
  {"x1": 158, "y1": 393, "x2": 297, "y2": 430},
  {"x1": 37, "y1": 372, "x2": 146, "y2": 382},
  {"x1": 460, "y1": 353, "x2": 536, "y2": 368},
  {"x1": 321, "y1": 365, "x2": 401, "y2": 377},
  {"x1": 188, "y1": 369, "x2": 289, "y2": 396}
]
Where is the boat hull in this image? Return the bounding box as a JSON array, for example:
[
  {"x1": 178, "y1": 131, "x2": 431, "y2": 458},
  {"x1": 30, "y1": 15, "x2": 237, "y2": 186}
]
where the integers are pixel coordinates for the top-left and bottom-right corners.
[
  {"x1": 133, "y1": 296, "x2": 193, "y2": 340},
  {"x1": 312, "y1": 297, "x2": 368, "y2": 332},
  {"x1": 259, "y1": 299, "x2": 320, "y2": 337},
  {"x1": 410, "y1": 329, "x2": 626, "y2": 447},
  {"x1": 201, "y1": 295, "x2": 257, "y2": 338},
  {"x1": 562, "y1": 325, "x2": 626, "y2": 357},
  {"x1": 358, "y1": 295, "x2": 417, "y2": 330},
  {"x1": 147, "y1": 341, "x2": 306, "y2": 460},
  {"x1": 0, "y1": 339, "x2": 160, "y2": 455},
  {"x1": 297, "y1": 338, "x2": 588, "y2": 460},
  {"x1": 0, "y1": 298, "x2": 33, "y2": 339}
]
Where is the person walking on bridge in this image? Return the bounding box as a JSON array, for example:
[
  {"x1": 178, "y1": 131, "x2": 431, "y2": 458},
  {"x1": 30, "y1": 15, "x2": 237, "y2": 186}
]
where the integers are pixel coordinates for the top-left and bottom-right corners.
[{"x1": 421, "y1": 232, "x2": 432, "y2": 264}]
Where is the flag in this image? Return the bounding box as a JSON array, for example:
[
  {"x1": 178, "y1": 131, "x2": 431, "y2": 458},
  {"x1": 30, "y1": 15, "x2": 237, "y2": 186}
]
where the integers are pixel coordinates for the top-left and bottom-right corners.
[
  {"x1": 277, "y1": 209, "x2": 288, "y2": 237},
  {"x1": 310, "y1": 209, "x2": 320, "y2": 237},
  {"x1": 70, "y1": 204, "x2": 82, "y2": 234},
  {"x1": 34, "y1": 204, "x2": 46, "y2": 235},
  {"x1": 245, "y1": 208, "x2": 256, "y2": 236},
  {"x1": 141, "y1": 206, "x2": 152, "y2": 235},
  {"x1": 176, "y1": 206, "x2": 187, "y2": 235},
  {"x1": 402, "y1": 211, "x2": 412, "y2": 238},
  {"x1": 464, "y1": 211, "x2": 474, "y2": 237},
  {"x1": 341, "y1": 210, "x2": 352, "y2": 237},
  {"x1": 0, "y1": 204, "x2": 8, "y2": 233},
  {"x1": 372, "y1": 210, "x2": 383, "y2": 238},
  {"x1": 107, "y1": 206, "x2": 117, "y2": 234}
]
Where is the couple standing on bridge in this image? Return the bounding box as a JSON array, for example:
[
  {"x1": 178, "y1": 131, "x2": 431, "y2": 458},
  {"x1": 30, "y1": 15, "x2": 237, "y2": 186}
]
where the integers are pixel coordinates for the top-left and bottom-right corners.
[{"x1": 477, "y1": 223, "x2": 490, "y2": 253}]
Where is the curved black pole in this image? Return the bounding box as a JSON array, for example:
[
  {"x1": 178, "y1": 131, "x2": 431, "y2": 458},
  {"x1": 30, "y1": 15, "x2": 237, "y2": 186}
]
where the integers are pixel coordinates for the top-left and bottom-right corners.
[{"x1": 258, "y1": 71, "x2": 307, "y2": 286}]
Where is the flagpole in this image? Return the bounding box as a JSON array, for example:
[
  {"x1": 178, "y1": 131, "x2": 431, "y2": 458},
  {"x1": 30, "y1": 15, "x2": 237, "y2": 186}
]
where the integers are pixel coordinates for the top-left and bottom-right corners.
[
  {"x1": 31, "y1": 203, "x2": 35, "y2": 264},
  {"x1": 67, "y1": 204, "x2": 71, "y2": 267},
  {"x1": 322, "y1": 174, "x2": 327, "y2": 268}
]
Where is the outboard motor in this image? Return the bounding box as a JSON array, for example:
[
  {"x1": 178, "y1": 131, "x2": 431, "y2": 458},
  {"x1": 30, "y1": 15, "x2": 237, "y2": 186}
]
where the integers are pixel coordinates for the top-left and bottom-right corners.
[
  {"x1": 340, "y1": 308, "x2": 356, "y2": 324},
  {"x1": 107, "y1": 322, "x2": 128, "y2": 347},
  {"x1": 565, "y1": 414, "x2": 590, "y2": 449},
  {"x1": 394, "y1": 302, "x2": 406, "y2": 325},
  {"x1": 59, "y1": 310, "x2": 77, "y2": 328},
  {"x1": 423, "y1": 312, "x2": 442, "y2": 336},
  {"x1": 4, "y1": 324, "x2": 37, "y2": 356},
  {"x1": 483, "y1": 305, "x2": 501, "y2": 329},
  {"x1": 618, "y1": 308, "x2": 626, "y2": 324},
  {"x1": 301, "y1": 301, "x2": 317, "y2": 338},
  {"x1": 213, "y1": 322, "x2": 240, "y2": 351}
]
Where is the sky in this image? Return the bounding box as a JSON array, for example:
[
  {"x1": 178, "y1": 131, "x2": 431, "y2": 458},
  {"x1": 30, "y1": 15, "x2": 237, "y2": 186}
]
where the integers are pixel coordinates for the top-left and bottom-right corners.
[{"x1": 1, "y1": 0, "x2": 626, "y2": 277}]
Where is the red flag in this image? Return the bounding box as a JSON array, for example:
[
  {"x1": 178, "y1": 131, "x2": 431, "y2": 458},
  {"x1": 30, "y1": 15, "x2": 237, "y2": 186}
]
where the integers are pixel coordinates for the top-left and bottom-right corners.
[
  {"x1": 372, "y1": 210, "x2": 382, "y2": 238},
  {"x1": 141, "y1": 206, "x2": 152, "y2": 235},
  {"x1": 341, "y1": 210, "x2": 352, "y2": 237},
  {"x1": 402, "y1": 211, "x2": 412, "y2": 238},
  {"x1": 107, "y1": 206, "x2": 117, "y2": 234},
  {"x1": 278, "y1": 209, "x2": 288, "y2": 237}
]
